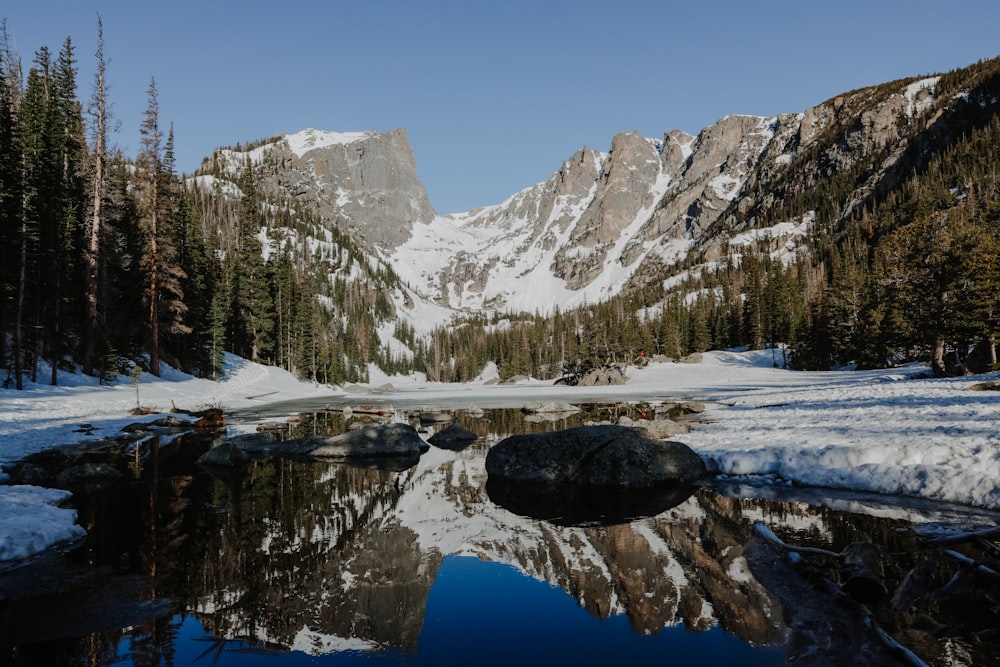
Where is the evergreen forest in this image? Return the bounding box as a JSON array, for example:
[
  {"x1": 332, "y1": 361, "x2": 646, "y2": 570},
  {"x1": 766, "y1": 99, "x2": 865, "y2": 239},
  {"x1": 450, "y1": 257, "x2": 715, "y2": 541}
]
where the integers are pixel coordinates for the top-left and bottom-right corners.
[{"x1": 1, "y1": 21, "x2": 999, "y2": 390}]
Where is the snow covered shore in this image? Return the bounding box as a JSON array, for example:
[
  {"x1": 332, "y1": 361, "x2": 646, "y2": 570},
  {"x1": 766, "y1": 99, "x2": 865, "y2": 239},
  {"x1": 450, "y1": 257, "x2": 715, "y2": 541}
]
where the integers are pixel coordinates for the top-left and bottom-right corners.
[{"x1": 1, "y1": 349, "x2": 998, "y2": 562}]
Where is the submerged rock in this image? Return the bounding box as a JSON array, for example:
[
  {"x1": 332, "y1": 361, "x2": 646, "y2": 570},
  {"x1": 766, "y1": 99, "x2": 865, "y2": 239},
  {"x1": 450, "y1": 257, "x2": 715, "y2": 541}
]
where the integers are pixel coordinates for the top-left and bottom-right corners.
[
  {"x1": 197, "y1": 440, "x2": 251, "y2": 468},
  {"x1": 427, "y1": 423, "x2": 478, "y2": 451},
  {"x1": 485, "y1": 424, "x2": 706, "y2": 489},
  {"x1": 419, "y1": 411, "x2": 455, "y2": 425},
  {"x1": 523, "y1": 401, "x2": 581, "y2": 415},
  {"x1": 285, "y1": 423, "x2": 427, "y2": 459},
  {"x1": 486, "y1": 477, "x2": 695, "y2": 526}
]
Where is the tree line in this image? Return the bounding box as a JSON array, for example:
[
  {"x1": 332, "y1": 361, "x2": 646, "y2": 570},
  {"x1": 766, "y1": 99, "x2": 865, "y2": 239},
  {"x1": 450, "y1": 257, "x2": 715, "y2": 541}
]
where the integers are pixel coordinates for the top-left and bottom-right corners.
[
  {"x1": 402, "y1": 62, "x2": 1000, "y2": 382},
  {"x1": 2, "y1": 20, "x2": 998, "y2": 389},
  {"x1": 0, "y1": 21, "x2": 395, "y2": 389}
]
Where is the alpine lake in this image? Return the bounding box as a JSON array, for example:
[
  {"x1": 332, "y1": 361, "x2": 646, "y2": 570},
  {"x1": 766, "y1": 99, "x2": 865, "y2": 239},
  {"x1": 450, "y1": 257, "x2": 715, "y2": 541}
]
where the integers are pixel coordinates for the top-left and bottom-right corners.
[{"x1": 2, "y1": 396, "x2": 999, "y2": 667}]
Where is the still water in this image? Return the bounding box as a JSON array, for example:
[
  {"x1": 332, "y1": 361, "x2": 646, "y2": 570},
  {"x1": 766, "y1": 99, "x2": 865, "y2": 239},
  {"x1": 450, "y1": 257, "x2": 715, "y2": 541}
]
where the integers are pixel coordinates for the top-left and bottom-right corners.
[{"x1": 1, "y1": 404, "x2": 996, "y2": 665}]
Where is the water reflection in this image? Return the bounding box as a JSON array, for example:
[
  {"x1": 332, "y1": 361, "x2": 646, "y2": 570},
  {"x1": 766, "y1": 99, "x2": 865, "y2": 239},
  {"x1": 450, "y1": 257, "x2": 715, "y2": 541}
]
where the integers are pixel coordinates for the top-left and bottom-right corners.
[{"x1": 2, "y1": 404, "x2": 998, "y2": 665}]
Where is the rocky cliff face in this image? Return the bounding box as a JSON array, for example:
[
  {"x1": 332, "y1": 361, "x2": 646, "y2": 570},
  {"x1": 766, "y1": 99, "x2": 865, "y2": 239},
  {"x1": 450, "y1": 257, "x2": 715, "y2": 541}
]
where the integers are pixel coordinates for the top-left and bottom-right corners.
[{"x1": 207, "y1": 128, "x2": 436, "y2": 250}]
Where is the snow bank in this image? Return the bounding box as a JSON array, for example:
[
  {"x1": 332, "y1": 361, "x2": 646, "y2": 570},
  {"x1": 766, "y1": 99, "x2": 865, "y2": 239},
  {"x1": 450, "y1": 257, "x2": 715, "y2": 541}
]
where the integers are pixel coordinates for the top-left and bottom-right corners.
[
  {"x1": 0, "y1": 485, "x2": 86, "y2": 561},
  {"x1": 2, "y1": 347, "x2": 999, "y2": 562}
]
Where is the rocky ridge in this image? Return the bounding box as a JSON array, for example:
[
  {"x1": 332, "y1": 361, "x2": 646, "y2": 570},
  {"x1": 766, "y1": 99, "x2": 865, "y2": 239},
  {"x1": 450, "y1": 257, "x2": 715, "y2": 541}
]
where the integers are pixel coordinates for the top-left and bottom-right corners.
[{"x1": 195, "y1": 71, "x2": 958, "y2": 330}]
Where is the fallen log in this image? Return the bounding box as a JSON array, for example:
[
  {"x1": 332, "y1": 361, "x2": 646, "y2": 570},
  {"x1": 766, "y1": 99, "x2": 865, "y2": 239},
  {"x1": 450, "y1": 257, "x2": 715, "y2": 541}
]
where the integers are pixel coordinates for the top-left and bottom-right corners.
[
  {"x1": 754, "y1": 522, "x2": 887, "y2": 602},
  {"x1": 926, "y1": 524, "x2": 1000, "y2": 546},
  {"x1": 841, "y1": 542, "x2": 888, "y2": 604}
]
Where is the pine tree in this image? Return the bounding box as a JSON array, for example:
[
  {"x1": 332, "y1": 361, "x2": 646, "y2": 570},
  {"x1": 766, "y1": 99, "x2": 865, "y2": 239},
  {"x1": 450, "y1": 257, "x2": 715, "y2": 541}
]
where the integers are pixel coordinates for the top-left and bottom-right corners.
[
  {"x1": 49, "y1": 37, "x2": 87, "y2": 384},
  {"x1": 136, "y1": 77, "x2": 164, "y2": 375},
  {"x1": 225, "y1": 166, "x2": 273, "y2": 363},
  {"x1": 135, "y1": 81, "x2": 190, "y2": 375},
  {"x1": 0, "y1": 41, "x2": 21, "y2": 379}
]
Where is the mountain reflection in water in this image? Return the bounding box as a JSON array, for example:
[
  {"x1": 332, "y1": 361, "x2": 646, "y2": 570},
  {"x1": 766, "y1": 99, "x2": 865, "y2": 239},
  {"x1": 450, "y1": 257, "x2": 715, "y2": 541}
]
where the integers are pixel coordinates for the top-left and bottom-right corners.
[{"x1": 2, "y1": 405, "x2": 996, "y2": 666}]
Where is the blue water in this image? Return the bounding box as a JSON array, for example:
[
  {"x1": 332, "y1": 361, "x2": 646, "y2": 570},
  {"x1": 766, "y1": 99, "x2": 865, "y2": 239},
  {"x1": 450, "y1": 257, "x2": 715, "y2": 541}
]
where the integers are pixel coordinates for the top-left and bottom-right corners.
[{"x1": 147, "y1": 555, "x2": 783, "y2": 666}]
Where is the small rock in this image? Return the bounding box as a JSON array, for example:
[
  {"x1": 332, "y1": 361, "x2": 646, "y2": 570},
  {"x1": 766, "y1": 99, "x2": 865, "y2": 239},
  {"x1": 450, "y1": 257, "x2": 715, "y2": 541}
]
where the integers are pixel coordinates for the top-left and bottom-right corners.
[
  {"x1": 150, "y1": 416, "x2": 192, "y2": 429},
  {"x1": 969, "y1": 379, "x2": 1000, "y2": 391},
  {"x1": 428, "y1": 423, "x2": 478, "y2": 451},
  {"x1": 523, "y1": 402, "x2": 581, "y2": 415}
]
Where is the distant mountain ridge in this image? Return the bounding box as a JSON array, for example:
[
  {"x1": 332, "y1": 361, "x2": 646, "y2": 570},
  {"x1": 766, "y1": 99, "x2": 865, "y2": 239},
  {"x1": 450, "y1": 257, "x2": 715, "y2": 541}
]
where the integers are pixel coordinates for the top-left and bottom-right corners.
[{"x1": 193, "y1": 61, "x2": 988, "y2": 337}]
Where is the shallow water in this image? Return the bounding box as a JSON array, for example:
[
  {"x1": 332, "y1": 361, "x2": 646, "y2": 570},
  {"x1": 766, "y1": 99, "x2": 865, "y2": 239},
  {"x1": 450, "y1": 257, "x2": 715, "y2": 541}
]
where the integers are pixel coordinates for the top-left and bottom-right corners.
[{"x1": 2, "y1": 403, "x2": 998, "y2": 666}]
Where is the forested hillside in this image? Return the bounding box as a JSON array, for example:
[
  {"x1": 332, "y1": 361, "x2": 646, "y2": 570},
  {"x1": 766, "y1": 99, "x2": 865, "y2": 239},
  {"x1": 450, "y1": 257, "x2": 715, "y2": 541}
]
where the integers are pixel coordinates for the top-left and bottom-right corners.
[
  {"x1": 1, "y1": 19, "x2": 998, "y2": 389},
  {"x1": 0, "y1": 23, "x2": 397, "y2": 387}
]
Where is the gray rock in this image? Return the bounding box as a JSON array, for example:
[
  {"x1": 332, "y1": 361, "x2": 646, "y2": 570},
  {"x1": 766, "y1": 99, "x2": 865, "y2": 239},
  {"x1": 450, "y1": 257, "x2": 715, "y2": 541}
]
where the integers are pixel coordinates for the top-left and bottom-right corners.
[
  {"x1": 6, "y1": 463, "x2": 50, "y2": 485},
  {"x1": 577, "y1": 366, "x2": 627, "y2": 386},
  {"x1": 619, "y1": 416, "x2": 690, "y2": 438},
  {"x1": 485, "y1": 424, "x2": 706, "y2": 488},
  {"x1": 285, "y1": 423, "x2": 426, "y2": 459},
  {"x1": 419, "y1": 411, "x2": 454, "y2": 424},
  {"x1": 197, "y1": 440, "x2": 251, "y2": 467},
  {"x1": 56, "y1": 462, "x2": 121, "y2": 488},
  {"x1": 427, "y1": 423, "x2": 478, "y2": 451},
  {"x1": 150, "y1": 415, "x2": 193, "y2": 428},
  {"x1": 523, "y1": 401, "x2": 581, "y2": 415}
]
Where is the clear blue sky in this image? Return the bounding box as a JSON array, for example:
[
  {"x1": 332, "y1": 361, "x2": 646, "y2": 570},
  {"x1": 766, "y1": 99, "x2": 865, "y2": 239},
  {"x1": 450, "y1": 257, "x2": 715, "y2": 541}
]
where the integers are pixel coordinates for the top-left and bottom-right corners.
[{"x1": 4, "y1": 1, "x2": 1000, "y2": 213}]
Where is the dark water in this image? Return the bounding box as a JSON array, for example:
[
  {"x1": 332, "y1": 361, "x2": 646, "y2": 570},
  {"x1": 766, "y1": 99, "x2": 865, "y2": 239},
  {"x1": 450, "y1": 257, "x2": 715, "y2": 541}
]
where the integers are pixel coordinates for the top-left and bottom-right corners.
[{"x1": 2, "y1": 404, "x2": 998, "y2": 666}]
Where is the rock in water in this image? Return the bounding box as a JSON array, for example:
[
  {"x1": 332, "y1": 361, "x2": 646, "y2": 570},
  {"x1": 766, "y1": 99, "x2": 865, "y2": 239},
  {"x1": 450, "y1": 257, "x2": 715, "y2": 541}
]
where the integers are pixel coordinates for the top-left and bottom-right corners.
[
  {"x1": 485, "y1": 425, "x2": 706, "y2": 488},
  {"x1": 287, "y1": 423, "x2": 426, "y2": 459},
  {"x1": 197, "y1": 441, "x2": 251, "y2": 468},
  {"x1": 427, "y1": 423, "x2": 478, "y2": 451}
]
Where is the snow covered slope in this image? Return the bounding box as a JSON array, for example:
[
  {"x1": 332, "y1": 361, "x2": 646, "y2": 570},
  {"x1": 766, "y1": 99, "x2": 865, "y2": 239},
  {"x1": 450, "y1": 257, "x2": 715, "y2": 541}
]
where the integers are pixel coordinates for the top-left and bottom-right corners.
[{"x1": 199, "y1": 74, "x2": 950, "y2": 327}]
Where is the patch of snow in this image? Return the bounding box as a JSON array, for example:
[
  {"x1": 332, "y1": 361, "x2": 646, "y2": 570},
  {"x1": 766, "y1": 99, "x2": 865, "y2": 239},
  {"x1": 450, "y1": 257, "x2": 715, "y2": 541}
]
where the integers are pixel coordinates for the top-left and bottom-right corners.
[
  {"x1": 284, "y1": 128, "x2": 375, "y2": 158},
  {"x1": 903, "y1": 76, "x2": 940, "y2": 117},
  {"x1": 0, "y1": 485, "x2": 86, "y2": 561}
]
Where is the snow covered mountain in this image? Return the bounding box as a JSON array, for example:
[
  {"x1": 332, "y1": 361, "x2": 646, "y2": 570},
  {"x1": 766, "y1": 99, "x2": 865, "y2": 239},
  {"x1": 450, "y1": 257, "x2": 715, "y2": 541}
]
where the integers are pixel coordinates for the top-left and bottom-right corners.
[{"x1": 197, "y1": 73, "x2": 945, "y2": 328}]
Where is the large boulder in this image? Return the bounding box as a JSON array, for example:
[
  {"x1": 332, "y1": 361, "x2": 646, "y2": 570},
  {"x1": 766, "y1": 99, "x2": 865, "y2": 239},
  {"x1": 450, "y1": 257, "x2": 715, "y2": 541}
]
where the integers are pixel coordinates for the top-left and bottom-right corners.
[{"x1": 485, "y1": 425, "x2": 706, "y2": 489}]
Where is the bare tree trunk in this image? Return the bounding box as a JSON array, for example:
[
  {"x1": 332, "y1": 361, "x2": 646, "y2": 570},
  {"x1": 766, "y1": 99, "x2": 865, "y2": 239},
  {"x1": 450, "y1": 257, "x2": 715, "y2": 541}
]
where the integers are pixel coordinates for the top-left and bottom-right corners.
[
  {"x1": 932, "y1": 335, "x2": 947, "y2": 376},
  {"x1": 149, "y1": 201, "x2": 159, "y2": 376},
  {"x1": 14, "y1": 216, "x2": 26, "y2": 390},
  {"x1": 83, "y1": 17, "x2": 107, "y2": 375}
]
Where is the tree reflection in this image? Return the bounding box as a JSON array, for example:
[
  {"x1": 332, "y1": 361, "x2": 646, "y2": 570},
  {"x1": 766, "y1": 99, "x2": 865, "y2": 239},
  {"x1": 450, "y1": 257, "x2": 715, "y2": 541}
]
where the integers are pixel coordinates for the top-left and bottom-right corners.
[{"x1": 4, "y1": 406, "x2": 996, "y2": 666}]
